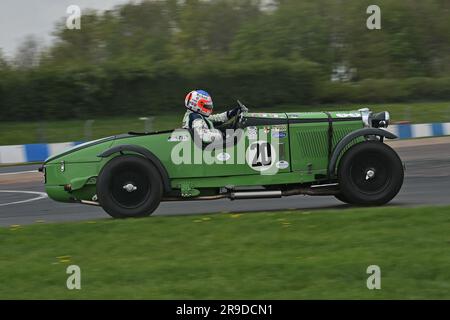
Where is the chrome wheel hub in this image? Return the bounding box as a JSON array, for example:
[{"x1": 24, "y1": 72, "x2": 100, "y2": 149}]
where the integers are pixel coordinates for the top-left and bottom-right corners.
[
  {"x1": 123, "y1": 183, "x2": 137, "y2": 193},
  {"x1": 365, "y1": 169, "x2": 375, "y2": 181}
]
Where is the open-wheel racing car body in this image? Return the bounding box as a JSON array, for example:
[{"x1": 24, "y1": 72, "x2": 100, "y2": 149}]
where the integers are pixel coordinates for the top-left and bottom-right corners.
[{"x1": 42, "y1": 105, "x2": 404, "y2": 218}]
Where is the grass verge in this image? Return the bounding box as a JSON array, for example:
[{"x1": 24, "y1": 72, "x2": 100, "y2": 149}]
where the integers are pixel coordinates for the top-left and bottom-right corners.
[
  {"x1": 0, "y1": 205, "x2": 449, "y2": 299},
  {"x1": 1, "y1": 101, "x2": 449, "y2": 145}
]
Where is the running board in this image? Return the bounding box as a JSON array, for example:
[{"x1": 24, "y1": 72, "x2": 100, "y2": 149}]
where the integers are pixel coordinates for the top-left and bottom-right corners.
[
  {"x1": 163, "y1": 183, "x2": 339, "y2": 202},
  {"x1": 281, "y1": 184, "x2": 339, "y2": 197}
]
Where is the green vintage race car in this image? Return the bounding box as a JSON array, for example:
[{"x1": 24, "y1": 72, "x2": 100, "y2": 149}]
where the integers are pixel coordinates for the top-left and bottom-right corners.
[{"x1": 41, "y1": 104, "x2": 404, "y2": 218}]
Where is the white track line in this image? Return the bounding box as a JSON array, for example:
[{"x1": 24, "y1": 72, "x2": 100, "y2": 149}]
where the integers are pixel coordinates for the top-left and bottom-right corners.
[
  {"x1": 0, "y1": 170, "x2": 38, "y2": 176},
  {"x1": 0, "y1": 190, "x2": 48, "y2": 207}
]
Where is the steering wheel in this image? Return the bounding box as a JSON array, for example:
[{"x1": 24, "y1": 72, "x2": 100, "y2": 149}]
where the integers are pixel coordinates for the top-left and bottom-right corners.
[{"x1": 232, "y1": 100, "x2": 248, "y2": 130}]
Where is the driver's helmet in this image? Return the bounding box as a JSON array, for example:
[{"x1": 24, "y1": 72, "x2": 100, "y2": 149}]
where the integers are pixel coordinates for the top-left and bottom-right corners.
[{"x1": 185, "y1": 90, "x2": 213, "y2": 117}]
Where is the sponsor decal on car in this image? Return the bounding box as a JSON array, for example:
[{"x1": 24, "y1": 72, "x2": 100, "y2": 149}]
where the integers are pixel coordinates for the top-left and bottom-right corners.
[
  {"x1": 247, "y1": 126, "x2": 258, "y2": 139},
  {"x1": 336, "y1": 112, "x2": 360, "y2": 118},
  {"x1": 272, "y1": 131, "x2": 287, "y2": 139},
  {"x1": 168, "y1": 134, "x2": 190, "y2": 142},
  {"x1": 275, "y1": 160, "x2": 289, "y2": 169},
  {"x1": 272, "y1": 125, "x2": 287, "y2": 132},
  {"x1": 216, "y1": 152, "x2": 231, "y2": 162}
]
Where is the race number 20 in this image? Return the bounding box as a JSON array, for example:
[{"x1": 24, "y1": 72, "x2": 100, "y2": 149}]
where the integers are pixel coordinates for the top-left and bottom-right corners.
[{"x1": 247, "y1": 141, "x2": 275, "y2": 172}]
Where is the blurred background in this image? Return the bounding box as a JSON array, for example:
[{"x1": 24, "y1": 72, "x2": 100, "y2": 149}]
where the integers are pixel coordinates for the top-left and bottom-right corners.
[{"x1": 0, "y1": 0, "x2": 450, "y2": 145}]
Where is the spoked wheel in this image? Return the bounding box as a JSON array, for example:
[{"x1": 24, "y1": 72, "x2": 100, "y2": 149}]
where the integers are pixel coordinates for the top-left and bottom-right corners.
[
  {"x1": 338, "y1": 141, "x2": 403, "y2": 206},
  {"x1": 97, "y1": 155, "x2": 163, "y2": 218}
]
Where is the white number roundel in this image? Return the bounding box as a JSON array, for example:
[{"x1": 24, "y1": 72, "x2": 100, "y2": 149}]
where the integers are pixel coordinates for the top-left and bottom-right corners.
[{"x1": 246, "y1": 141, "x2": 276, "y2": 172}]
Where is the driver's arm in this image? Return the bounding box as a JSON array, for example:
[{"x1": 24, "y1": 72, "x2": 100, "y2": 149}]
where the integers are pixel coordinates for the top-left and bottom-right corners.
[
  {"x1": 208, "y1": 111, "x2": 229, "y2": 124},
  {"x1": 208, "y1": 107, "x2": 242, "y2": 124},
  {"x1": 191, "y1": 118, "x2": 223, "y2": 143}
]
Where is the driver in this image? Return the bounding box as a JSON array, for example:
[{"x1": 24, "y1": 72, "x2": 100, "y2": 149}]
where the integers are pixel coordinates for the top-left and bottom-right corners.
[{"x1": 182, "y1": 90, "x2": 246, "y2": 143}]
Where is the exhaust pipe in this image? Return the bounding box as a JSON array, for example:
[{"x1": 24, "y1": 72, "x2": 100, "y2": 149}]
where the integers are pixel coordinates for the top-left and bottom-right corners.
[
  {"x1": 79, "y1": 200, "x2": 101, "y2": 206},
  {"x1": 231, "y1": 190, "x2": 282, "y2": 200},
  {"x1": 230, "y1": 184, "x2": 339, "y2": 199}
]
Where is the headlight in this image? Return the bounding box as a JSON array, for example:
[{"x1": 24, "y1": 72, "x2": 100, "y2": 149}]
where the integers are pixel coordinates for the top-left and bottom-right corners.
[{"x1": 371, "y1": 111, "x2": 390, "y2": 128}]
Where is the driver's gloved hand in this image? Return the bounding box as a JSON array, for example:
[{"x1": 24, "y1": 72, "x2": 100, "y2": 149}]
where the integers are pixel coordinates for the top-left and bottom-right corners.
[
  {"x1": 227, "y1": 107, "x2": 240, "y2": 118},
  {"x1": 227, "y1": 105, "x2": 248, "y2": 118},
  {"x1": 239, "y1": 104, "x2": 249, "y2": 113}
]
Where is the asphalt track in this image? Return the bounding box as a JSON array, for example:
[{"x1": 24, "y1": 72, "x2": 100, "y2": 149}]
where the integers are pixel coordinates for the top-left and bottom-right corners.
[{"x1": 1, "y1": 137, "x2": 449, "y2": 226}]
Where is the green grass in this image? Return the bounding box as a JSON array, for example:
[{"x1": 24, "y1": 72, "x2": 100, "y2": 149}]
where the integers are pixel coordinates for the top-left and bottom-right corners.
[
  {"x1": 1, "y1": 101, "x2": 450, "y2": 146},
  {"x1": 1, "y1": 206, "x2": 449, "y2": 299},
  {"x1": 0, "y1": 114, "x2": 179, "y2": 146}
]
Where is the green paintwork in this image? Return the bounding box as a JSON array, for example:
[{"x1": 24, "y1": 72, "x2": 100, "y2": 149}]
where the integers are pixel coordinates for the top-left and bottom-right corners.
[{"x1": 43, "y1": 111, "x2": 364, "y2": 203}]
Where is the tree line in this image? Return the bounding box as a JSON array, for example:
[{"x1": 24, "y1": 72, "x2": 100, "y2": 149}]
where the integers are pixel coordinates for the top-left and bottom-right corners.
[{"x1": 1, "y1": 0, "x2": 450, "y2": 121}]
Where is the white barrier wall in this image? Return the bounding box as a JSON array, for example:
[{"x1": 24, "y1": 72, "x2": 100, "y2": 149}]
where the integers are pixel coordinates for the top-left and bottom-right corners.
[{"x1": 0, "y1": 142, "x2": 79, "y2": 164}]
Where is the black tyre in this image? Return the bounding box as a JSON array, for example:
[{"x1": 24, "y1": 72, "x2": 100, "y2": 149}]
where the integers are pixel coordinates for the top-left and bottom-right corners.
[
  {"x1": 334, "y1": 193, "x2": 353, "y2": 204},
  {"x1": 97, "y1": 155, "x2": 163, "y2": 218},
  {"x1": 338, "y1": 141, "x2": 403, "y2": 206}
]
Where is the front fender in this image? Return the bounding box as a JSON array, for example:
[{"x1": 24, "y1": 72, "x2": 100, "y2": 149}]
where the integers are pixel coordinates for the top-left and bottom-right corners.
[
  {"x1": 70, "y1": 176, "x2": 96, "y2": 191},
  {"x1": 98, "y1": 144, "x2": 171, "y2": 192},
  {"x1": 328, "y1": 128, "x2": 397, "y2": 176}
]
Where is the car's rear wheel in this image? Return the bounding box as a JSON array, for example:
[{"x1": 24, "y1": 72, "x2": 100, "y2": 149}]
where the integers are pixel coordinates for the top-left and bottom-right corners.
[
  {"x1": 97, "y1": 155, "x2": 163, "y2": 218},
  {"x1": 338, "y1": 141, "x2": 403, "y2": 206}
]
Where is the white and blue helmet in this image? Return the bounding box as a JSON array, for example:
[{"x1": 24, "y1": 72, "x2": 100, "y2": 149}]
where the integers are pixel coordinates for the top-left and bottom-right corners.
[{"x1": 185, "y1": 90, "x2": 214, "y2": 116}]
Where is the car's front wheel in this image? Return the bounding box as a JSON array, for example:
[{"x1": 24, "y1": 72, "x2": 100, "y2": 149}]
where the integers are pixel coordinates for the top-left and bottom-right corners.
[
  {"x1": 97, "y1": 155, "x2": 163, "y2": 218},
  {"x1": 338, "y1": 141, "x2": 404, "y2": 206}
]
